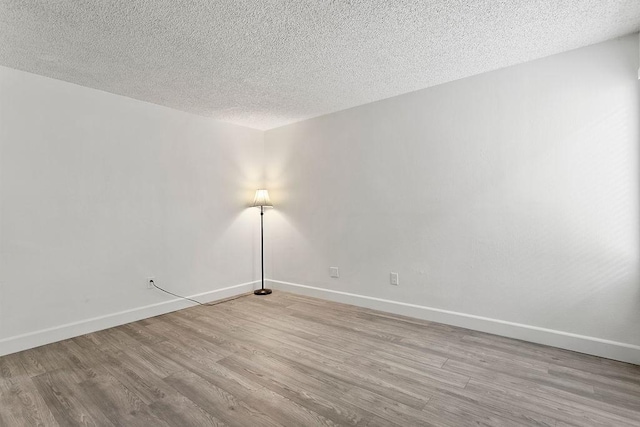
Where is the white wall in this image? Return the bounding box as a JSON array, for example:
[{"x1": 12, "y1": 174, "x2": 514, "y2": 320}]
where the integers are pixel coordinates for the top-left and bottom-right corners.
[
  {"x1": 265, "y1": 35, "x2": 640, "y2": 362},
  {"x1": 2, "y1": 35, "x2": 639, "y2": 362},
  {"x1": 0, "y1": 66, "x2": 264, "y2": 355}
]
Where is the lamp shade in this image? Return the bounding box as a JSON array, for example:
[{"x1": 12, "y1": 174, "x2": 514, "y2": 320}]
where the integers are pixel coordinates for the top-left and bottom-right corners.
[{"x1": 252, "y1": 189, "x2": 272, "y2": 207}]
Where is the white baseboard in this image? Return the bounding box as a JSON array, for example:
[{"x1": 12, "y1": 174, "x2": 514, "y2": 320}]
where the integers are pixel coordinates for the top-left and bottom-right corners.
[
  {"x1": 0, "y1": 281, "x2": 258, "y2": 357},
  {"x1": 269, "y1": 279, "x2": 640, "y2": 365}
]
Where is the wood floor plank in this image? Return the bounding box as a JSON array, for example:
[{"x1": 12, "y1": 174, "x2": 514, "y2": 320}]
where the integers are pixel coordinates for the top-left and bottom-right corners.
[
  {"x1": 427, "y1": 380, "x2": 557, "y2": 426},
  {"x1": 31, "y1": 370, "x2": 113, "y2": 427},
  {"x1": 15, "y1": 347, "x2": 53, "y2": 378},
  {"x1": 1, "y1": 291, "x2": 640, "y2": 426},
  {"x1": 118, "y1": 322, "x2": 167, "y2": 347},
  {"x1": 422, "y1": 395, "x2": 533, "y2": 427},
  {"x1": 456, "y1": 358, "x2": 640, "y2": 424},
  {"x1": 549, "y1": 363, "x2": 640, "y2": 396},
  {"x1": 190, "y1": 309, "x2": 432, "y2": 409},
  {"x1": 144, "y1": 320, "x2": 232, "y2": 361},
  {"x1": 218, "y1": 353, "x2": 375, "y2": 426},
  {"x1": 164, "y1": 369, "x2": 283, "y2": 427},
  {"x1": 219, "y1": 342, "x2": 431, "y2": 427},
  {"x1": 203, "y1": 301, "x2": 467, "y2": 395},
  {"x1": 203, "y1": 364, "x2": 342, "y2": 427},
  {"x1": 147, "y1": 393, "x2": 228, "y2": 427},
  {"x1": 464, "y1": 378, "x2": 638, "y2": 427},
  {"x1": 97, "y1": 350, "x2": 175, "y2": 405},
  {"x1": 0, "y1": 353, "x2": 30, "y2": 380},
  {"x1": 462, "y1": 333, "x2": 640, "y2": 379},
  {"x1": 0, "y1": 376, "x2": 59, "y2": 427},
  {"x1": 443, "y1": 349, "x2": 595, "y2": 396},
  {"x1": 206, "y1": 302, "x2": 454, "y2": 372},
  {"x1": 78, "y1": 371, "x2": 170, "y2": 427},
  {"x1": 119, "y1": 342, "x2": 185, "y2": 379},
  {"x1": 152, "y1": 341, "x2": 268, "y2": 402}
]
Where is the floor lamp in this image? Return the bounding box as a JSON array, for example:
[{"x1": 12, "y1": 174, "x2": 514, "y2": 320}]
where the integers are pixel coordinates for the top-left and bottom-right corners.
[{"x1": 253, "y1": 189, "x2": 272, "y2": 295}]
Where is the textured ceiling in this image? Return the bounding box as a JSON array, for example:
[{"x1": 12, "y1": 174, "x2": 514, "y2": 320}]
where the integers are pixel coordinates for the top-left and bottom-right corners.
[{"x1": 1, "y1": 1, "x2": 639, "y2": 130}]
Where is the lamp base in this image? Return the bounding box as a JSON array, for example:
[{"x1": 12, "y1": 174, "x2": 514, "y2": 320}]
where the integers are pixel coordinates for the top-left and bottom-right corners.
[{"x1": 254, "y1": 288, "x2": 272, "y2": 295}]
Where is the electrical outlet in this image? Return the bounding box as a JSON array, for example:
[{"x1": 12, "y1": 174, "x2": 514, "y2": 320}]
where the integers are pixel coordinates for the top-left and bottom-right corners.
[
  {"x1": 329, "y1": 267, "x2": 339, "y2": 278},
  {"x1": 147, "y1": 278, "x2": 155, "y2": 289},
  {"x1": 390, "y1": 272, "x2": 399, "y2": 286}
]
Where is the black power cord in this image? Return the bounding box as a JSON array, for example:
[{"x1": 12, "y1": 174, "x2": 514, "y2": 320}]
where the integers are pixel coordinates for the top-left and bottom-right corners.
[{"x1": 149, "y1": 279, "x2": 249, "y2": 307}]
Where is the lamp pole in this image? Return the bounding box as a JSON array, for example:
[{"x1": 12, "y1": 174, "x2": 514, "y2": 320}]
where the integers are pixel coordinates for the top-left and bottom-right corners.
[
  {"x1": 253, "y1": 190, "x2": 272, "y2": 295},
  {"x1": 260, "y1": 205, "x2": 265, "y2": 290}
]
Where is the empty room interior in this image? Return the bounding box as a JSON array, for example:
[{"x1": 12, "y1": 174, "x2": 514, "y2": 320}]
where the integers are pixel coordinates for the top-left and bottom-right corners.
[{"x1": 2, "y1": 1, "x2": 640, "y2": 426}]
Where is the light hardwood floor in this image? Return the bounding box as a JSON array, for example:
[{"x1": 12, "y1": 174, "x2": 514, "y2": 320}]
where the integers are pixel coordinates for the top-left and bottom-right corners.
[{"x1": 2, "y1": 291, "x2": 640, "y2": 426}]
